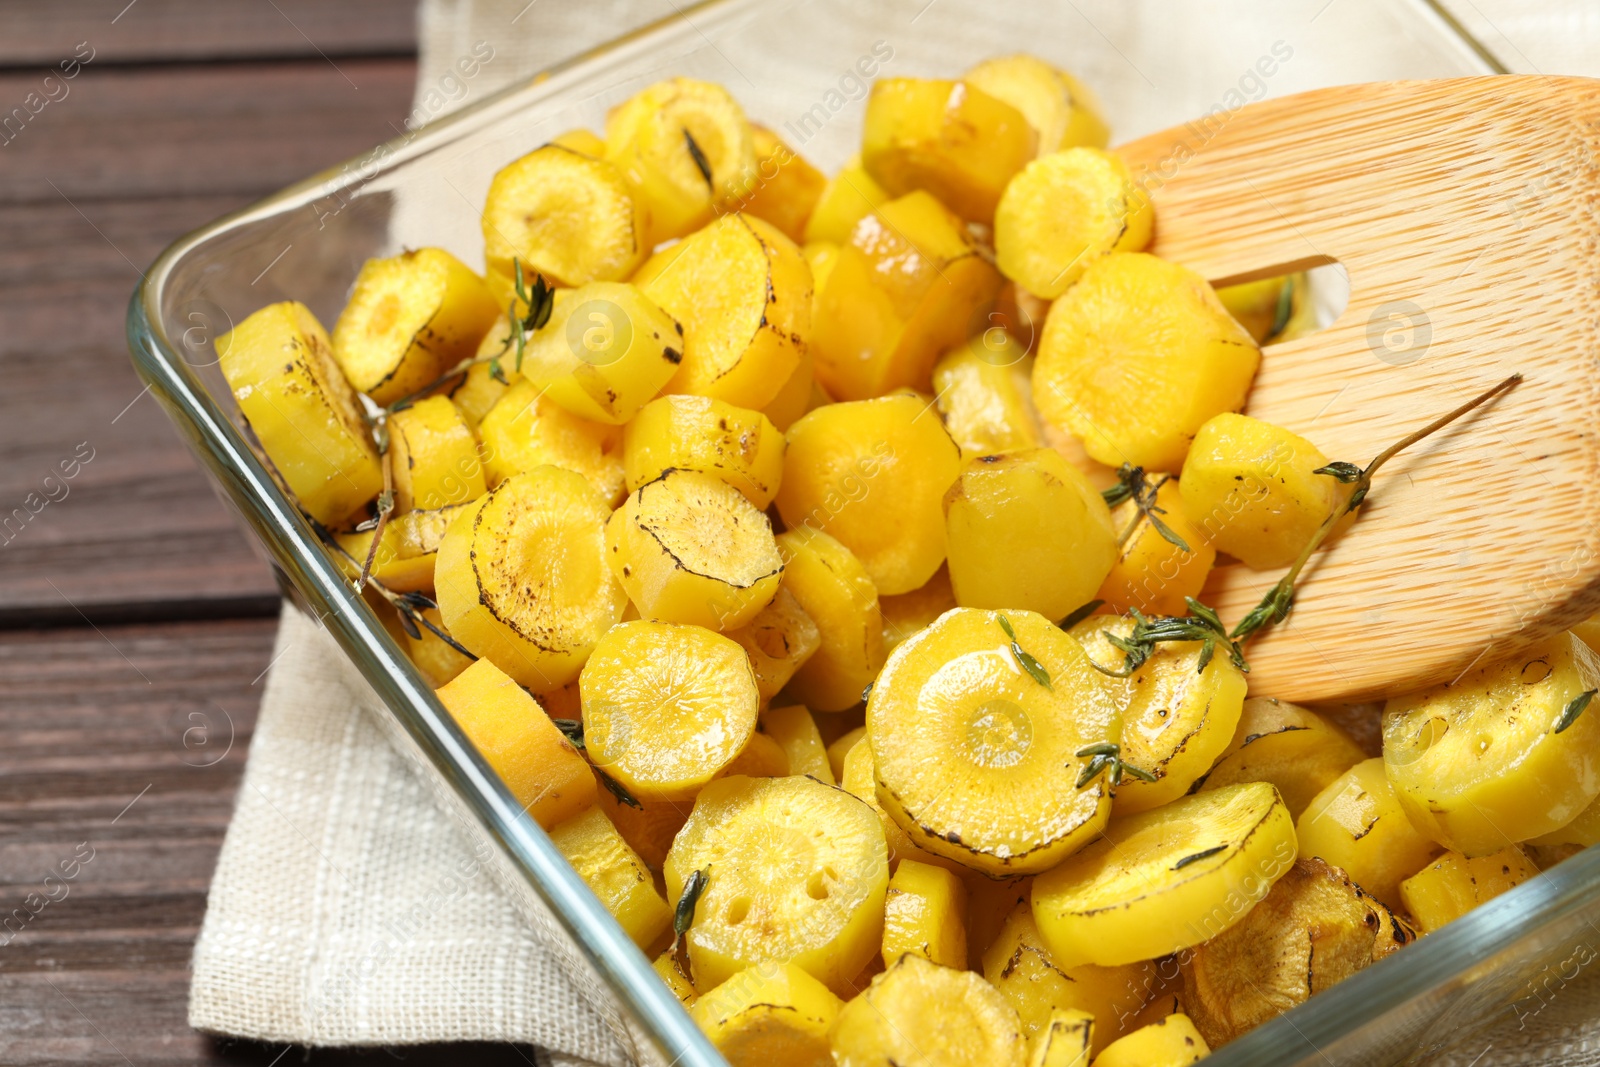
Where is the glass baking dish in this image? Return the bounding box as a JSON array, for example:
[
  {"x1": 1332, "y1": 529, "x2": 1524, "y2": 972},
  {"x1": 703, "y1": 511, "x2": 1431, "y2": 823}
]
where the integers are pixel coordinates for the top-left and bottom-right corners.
[{"x1": 127, "y1": 1, "x2": 1600, "y2": 1063}]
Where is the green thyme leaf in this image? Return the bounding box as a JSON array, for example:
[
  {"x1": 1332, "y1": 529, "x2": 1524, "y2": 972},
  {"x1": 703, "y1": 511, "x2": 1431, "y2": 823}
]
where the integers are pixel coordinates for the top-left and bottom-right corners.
[
  {"x1": 552, "y1": 719, "x2": 585, "y2": 749},
  {"x1": 1184, "y1": 598, "x2": 1227, "y2": 636},
  {"x1": 1117, "y1": 762, "x2": 1158, "y2": 784},
  {"x1": 1230, "y1": 577, "x2": 1294, "y2": 642},
  {"x1": 393, "y1": 604, "x2": 422, "y2": 640},
  {"x1": 998, "y1": 614, "x2": 1052, "y2": 689},
  {"x1": 1556, "y1": 689, "x2": 1597, "y2": 734},
  {"x1": 1100, "y1": 464, "x2": 1142, "y2": 508},
  {"x1": 1313, "y1": 460, "x2": 1364, "y2": 483},
  {"x1": 1146, "y1": 510, "x2": 1192, "y2": 552},
  {"x1": 1173, "y1": 844, "x2": 1228, "y2": 870},
  {"x1": 861, "y1": 680, "x2": 874, "y2": 704},
  {"x1": 1076, "y1": 753, "x2": 1111, "y2": 789},
  {"x1": 674, "y1": 867, "x2": 710, "y2": 944},
  {"x1": 1059, "y1": 599, "x2": 1105, "y2": 630},
  {"x1": 1073, "y1": 741, "x2": 1155, "y2": 789},
  {"x1": 683, "y1": 128, "x2": 714, "y2": 190},
  {"x1": 597, "y1": 768, "x2": 641, "y2": 809}
]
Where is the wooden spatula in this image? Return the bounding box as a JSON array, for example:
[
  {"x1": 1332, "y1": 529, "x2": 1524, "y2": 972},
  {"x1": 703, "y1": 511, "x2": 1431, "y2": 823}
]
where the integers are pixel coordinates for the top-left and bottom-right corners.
[{"x1": 1112, "y1": 76, "x2": 1600, "y2": 703}]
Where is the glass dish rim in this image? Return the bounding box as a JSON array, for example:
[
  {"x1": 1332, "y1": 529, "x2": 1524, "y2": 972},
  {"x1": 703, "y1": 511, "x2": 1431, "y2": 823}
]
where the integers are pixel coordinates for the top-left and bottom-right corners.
[{"x1": 125, "y1": 3, "x2": 1597, "y2": 1063}]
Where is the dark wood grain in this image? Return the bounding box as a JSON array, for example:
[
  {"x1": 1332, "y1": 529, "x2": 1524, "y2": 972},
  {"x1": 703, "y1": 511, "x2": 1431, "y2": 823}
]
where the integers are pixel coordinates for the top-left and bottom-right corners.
[
  {"x1": 0, "y1": 1, "x2": 417, "y2": 68},
  {"x1": 0, "y1": 60, "x2": 421, "y2": 204},
  {"x1": 0, "y1": 621, "x2": 536, "y2": 1066},
  {"x1": 0, "y1": 5, "x2": 545, "y2": 1061},
  {"x1": 0, "y1": 57, "x2": 418, "y2": 622}
]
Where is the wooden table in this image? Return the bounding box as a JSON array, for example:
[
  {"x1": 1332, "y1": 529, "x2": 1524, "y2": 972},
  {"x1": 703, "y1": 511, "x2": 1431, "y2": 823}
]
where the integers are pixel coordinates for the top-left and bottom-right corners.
[{"x1": 0, "y1": 4, "x2": 528, "y2": 1062}]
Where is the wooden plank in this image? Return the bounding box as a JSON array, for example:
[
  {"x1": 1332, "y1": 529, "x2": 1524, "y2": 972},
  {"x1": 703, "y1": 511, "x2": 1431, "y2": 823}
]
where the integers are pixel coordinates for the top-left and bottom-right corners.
[
  {"x1": 0, "y1": 1, "x2": 417, "y2": 68},
  {"x1": 0, "y1": 58, "x2": 418, "y2": 622},
  {"x1": 0, "y1": 195, "x2": 281, "y2": 623},
  {"x1": 0, "y1": 59, "x2": 422, "y2": 204},
  {"x1": 0, "y1": 620, "x2": 536, "y2": 1064}
]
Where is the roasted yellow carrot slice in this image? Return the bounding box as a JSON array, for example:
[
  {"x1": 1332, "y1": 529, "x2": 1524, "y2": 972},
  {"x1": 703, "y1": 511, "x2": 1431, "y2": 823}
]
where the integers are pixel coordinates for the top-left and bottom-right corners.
[
  {"x1": 995, "y1": 148, "x2": 1151, "y2": 299},
  {"x1": 664, "y1": 775, "x2": 889, "y2": 994},
  {"x1": 881, "y1": 859, "x2": 967, "y2": 968},
  {"x1": 828, "y1": 953, "x2": 1026, "y2": 1067},
  {"x1": 482, "y1": 143, "x2": 647, "y2": 287},
  {"x1": 1179, "y1": 857, "x2": 1412, "y2": 1048},
  {"x1": 963, "y1": 54, "x2": 1109, "y2": 155},
  {"x1": 738, "y1": 124, "x2": 827, "y2": 244},
  {"x1": 861, "y1": 77, "x2": 1036, "y2": 223},
  {"x1": 1091, "y1": 1014, "x2": 1209, "y2": 1067},
  {"x1": 331, "y1": 247, "x2": 501, "y2": 406},
  {"x1": 605, "y1": 77, "x2": 758, "y2": 245},
  {"x1": 475, "y1": 379, "x2": 625, "y2": 505},
  {"x1": 579, "y1": 620, "x2": 759, "y2": 802},
  {"x1": 387, "y1": 395, "x2": 484, "y2": 512},
  {"x1": 868, "y1": 608, "x2": 1121, "y2": 876},
  {"x1": 1296, "y1": 757, "x2": 1444, "y2": 910},
  {"x1": 1070, "y1": 615, "x2": 1246, "y2": 815},
  {"x1": 1179, "y1": 412, "x2": 1346, "y2": 570},
  {"x1": 623, "y1": 394, "x2": 786, "y2": 509},
  {"x1": 1031, "y1": 782, "x2": 1297, "y2": 968},
  {"x1": 547, "y1": 806, "x2": 672, "y2": 950},
  {"x1": 434, "y1": 466, "x2": 626, "y2": 689},
  {"x1": 690, "y1": 962, "x2": 844, "y2": 1067},
  {"x1": 774, "y1": 527, "x2": 886, "y2": 713},
  {"x1": 435, "y1": 657, "x2": 595, "y2": 829},
  {"x1": 1400, "y1": 846, "x2": 1540, "y2": 933},
  {"x1": 641, "y1": 214, "x2": 811, "y2": 411},
  {"x1": 728, "y1": 589, "x2": 822, "y2": 705},
  {"x1": 1033, "y1": 252, "x2": 1260, "y2": 472},
  {"x1": 606, "y1": 469, "x2": 783, "y2": 632},
  {"x1": 515, "y1": 281, "x2": 683, "y2": 425},
  {"x1": 944, "y1": 448, "x2": 1118, "y2": 622},
  {"x1": 931, "y1": 334, "x2": 1042, "y2": 459},
  {"x1": 1197, "y1": 697, "x2": 1367, "y2": 819},
  {"x1": 777, "y1": 394, "x2": 963, "y2": 596},
  {"x1": 217, "y1": 301, "x2": 382, "y2": 525},
  {"x1": 1382, "y1": 632, "x2": 1600, "y2": 856}
]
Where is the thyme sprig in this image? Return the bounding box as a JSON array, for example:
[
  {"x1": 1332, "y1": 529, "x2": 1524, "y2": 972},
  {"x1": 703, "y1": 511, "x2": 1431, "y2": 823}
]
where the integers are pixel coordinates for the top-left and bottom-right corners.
[
  {"x1": 506, "y1": 265, "x2": 555, "y2": 379},
  {"x1": 997, "y1": 614, "x2": 1052, "y2": 689},
  {"x1": 383, "y1": 256, "x2": 555, "y2": 413},
  {"x1": 1090, "y1": 598, "x2": 1248, "y2": 678},
  {"x1": 1102, "y1": 465, "x2": 1191, "y2": 552},
  {"x1": 355, "y1": 441, "x2": 396, "y2": 592},
  {"x1": 309, "y1": 517, "x2": 478, "y2": 659},
  {"x1": 1230, "y1": 373, "x2": 1522, "y2": 644},
  {"x1": 1074, "y1": 741, "x2": 1157, "y2": 789}
]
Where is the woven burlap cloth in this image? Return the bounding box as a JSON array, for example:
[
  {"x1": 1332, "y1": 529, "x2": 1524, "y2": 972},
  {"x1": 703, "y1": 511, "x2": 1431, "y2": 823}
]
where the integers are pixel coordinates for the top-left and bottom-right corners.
[{"x1": 188, "y1": 2, "x2": 1600, "y2": 1064}]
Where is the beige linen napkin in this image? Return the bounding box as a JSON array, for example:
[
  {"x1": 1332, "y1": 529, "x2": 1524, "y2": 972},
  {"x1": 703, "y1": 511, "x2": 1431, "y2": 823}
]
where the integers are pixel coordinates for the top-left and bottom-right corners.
[{"x1": 189, "y1": 2, "x2": 1600, "y2": 1064}]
